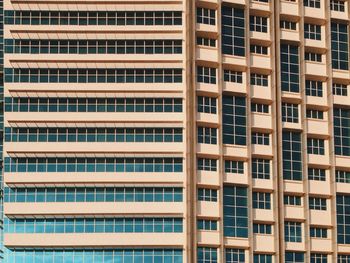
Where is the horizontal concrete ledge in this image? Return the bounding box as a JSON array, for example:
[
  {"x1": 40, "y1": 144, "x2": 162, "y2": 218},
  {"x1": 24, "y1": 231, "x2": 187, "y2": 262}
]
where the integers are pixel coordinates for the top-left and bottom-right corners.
[
  {"x1": 4, "y1": 173, "x2": 186, "y2": 186},
  {"x1": 4, "y1": 233, "x2": 185, "y2": 247},
  {"x1": 4, "y1": 202, "x2": 185, "y2": 216}
]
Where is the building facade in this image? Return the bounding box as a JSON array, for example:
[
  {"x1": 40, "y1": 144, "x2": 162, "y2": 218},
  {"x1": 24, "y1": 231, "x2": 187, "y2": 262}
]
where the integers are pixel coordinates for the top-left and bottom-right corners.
[{"x1": 1, "y1": 0, "x2": 350, "y2": 262}]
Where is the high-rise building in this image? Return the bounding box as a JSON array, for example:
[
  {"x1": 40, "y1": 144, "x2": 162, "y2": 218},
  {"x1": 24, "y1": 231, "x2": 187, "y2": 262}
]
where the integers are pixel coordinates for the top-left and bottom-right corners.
[{"x1": 1, "y1": 0, "x2": 350, "y2": 262}]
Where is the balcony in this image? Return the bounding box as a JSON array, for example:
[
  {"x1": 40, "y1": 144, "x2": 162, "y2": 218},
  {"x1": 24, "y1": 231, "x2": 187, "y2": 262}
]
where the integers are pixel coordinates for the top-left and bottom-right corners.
[
  {"x1": 223, "y1": 80, "x2": 247, "y2": 94},
  {"x1": 197, "y1": 231, "x2": 221, "y2": 246},
  {"x1": 251, "y1": 144, "x2": 273, "y2": 157},
  {"x1": 197, "y1": 143, "x2": 220, "y2": 156},
  {"x1": 253, "y1": 208, "x2": 274, "y2": 221},
  {"x1": 250, "y1": 54, "x2": 271, "y2": 70},
  {"x1": 335, "y1": 155, "x2": 350, "y2": 168},
  {"x1": 280, "y1": 29, "x2": 300, "y2": 42},
  {"x1": 222, "y1": 55, "x2": 247, "y2": 67},
  {"x1": 284, "y1": 206, "x2": 305, "y2": 220},
  {"x1": 308, "y1": 180, "x2": 331, "y2": 196},
  {"x1": 308, "y1": 153, "x2": 330, "y2": 167},
  {"x1": 250, "y1": 1, "x2": 271, "y2": 12},
  {"x1": 196, "y1": 47, "x2": 218, "y2": 63},
  {"x1": 253, "y1": 234, "x2": 275, "y2": 252},
  {"x1": 305, "y1": 61, "x2": 327, "y2": 78},
  {"x1": 284, "y1": 180, "x2": 304, "y2": 193},
  {"x1": 197, "y1": 201, "x2": 220, "y2": 218},
  {"x1": 334, "y1": 95, "x2": 350, "y2": 107},
  {"x1": 251, "y1": 85, "x2": 272, "y2": 101},
  {"x1": 310, "y1": 238, "x2": 332, "y2": 253},
  {"x1": 224, "y1": 172, "x2": 249, "y2": 186},
  {"x1": 197, "y1": 112, "x2": 219, "y2": 125},
  {"x1": 252, "y1": 178, "x2": 273, "y2": 190},
  {"x1": 307, "y1": 119, "x2": 329, "y2": 136},
  {"x1": 196, "y1": 82, "x2": 219, "y2": 94},
  {"x1": 197, "y1": 170, "x2": 220, "y2": 186},
  {"x1": 304, "y1": 6, "x2": 325, "y2": 20},
  {"x1": 280, "y1": 1, "x2": 299, "y2": 16},
  {"x1": 285, "y1": 241, "x2": 305, "y2": 252},
  {"x1": 310, "y1": 210, "x2": 332, "y2": 226},
  {"x1": 305, "y1": 95, "x2": 327, "y2": 107},
  {"x1": 251, "y1": 113, "x2": 272, "y2": 129},
  {"x1": 250, "y1": 31, "x2": 271, "y2": 42},
  {"x1": 223, "y1": 144, "x2": 248, "y2": 159},
  {"x1": 196, "y1": 23, "x2": 217, "y2": 34}
]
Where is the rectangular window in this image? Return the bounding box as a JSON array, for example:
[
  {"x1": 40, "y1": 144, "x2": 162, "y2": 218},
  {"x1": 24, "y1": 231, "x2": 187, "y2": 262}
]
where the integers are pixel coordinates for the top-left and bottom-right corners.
[
  {"x1": 334, "y1": 108, "x2": 350, "y2": 156},
  {"x1": 197, "y1": 247, "x2": 217, "y2": 263},
  {"x1": 253, "y1": 192, "x2": 271, "y2": 209},
  {"x1": 254, "y1": 254, "x2": 273, "y2": 263},
  {"x1": 337, "y1": 194, "x2": 350, "y2": 244},
  {"x1": 281, "y1": 44, "x2": 300, "y2": 92},
  {"x1": 304, "y1": 0, "x2": 321, "y2": 7},
  {"x1": 197, "y1": 126, "x2": 217, "y2": 144},
  {"x1": 250, "y1": 16, "x2": 268, "y2": 32},
  {"x1": 223, "y1": 185, "x2": 248, "y2": 237},
  {"x1": 225, "y1": 249, "x2": 245, "y2": 263},
  {"x1": 305, "y1": 52, "x2": 322, "y2": 62},
  {"x1": 284, "y1": 195, "x2": 302, "y2": 206},
  {"x1": 304, "y1": 24, "x2": 321, "y2": 40},
  {"x1": 4, "y1": 157, "x2": 183, "y2": 173},
  {"x1": 251, "y1": 73, "x2": 268, "y2": 86},
  {"x1": 330, "y1": 0, "x2": 345, "y2": 11},
  {"x1": 252, "y1": 158, "x2": 270, "y2": 179},
  {"x1": 5, "y1": 68, "x2": 183, "y2": 83},
  {"x1": 285, "y1": 252, "x2": 304, "y2": 263},
  {"x1": 198, "y1": 96, "x2": 217, "y2": 114},
  {"x1": 252, "y1": 132, "x2": 270, "y2": 145},
  {"x1": 307, "y1": 138, "x2": 325, "y2": 155},
  {"x1": 197, "y1": 219, "x2": 217, "y2": 231},
  {"x1": 253, "y1": 224, "x2": 272, "y2": 234},
  {"x1": 283, "y1": 132, "x2": 303, "y2": 180},
  {"x1": 306, "y1": 109, "x2": 324, "y2": 120},
  {"x1": 282, "y1": 103, "x2": 299, "y2": 123},
  {"x1": 197, "y1": 158, "x2": 217, "y2": 171},
  {"x1": 338, "y1": 255, "x2": 350, "y2": 262},
  {"x1": 250, "y1": 45, "x2": 268, "y2": 55},
  {"x1": 280, "y1": 20, "x2": 297, "y2": 30},
  {"x1": 285, "y1": 221, "x2": 302, "y2": 242},
  {"x1": 310, "y1": 227, "x2": 327, "y2": 238},
  {"x1": 6, "y1": 39, "x2": 183, "y2": 55},
  {"x1": 225, "y1": 160, "x2": 244, "y2": 174},
  {"x1": 310, "y1": 254, "x2": 327, "y2": 263},
  {"x1": 198, "y1": 188, "x2": 217, "y2": 202},
  {"x1": 309, "y1": 197, "x2": 327, "y2": 210},
  {"x1": 308, "y1": 168, "x2": 326, "y2": 181},
  {"x1": 3, "y1": 249, "x2": 182, "y2": 262},
  {"x1": 5, "y1": 217, "x2": 183, "y2": 233},
  {"x1": 6, "y1": 97, "x2": 183, "y2": 113},
  {"x1": 222, "y1": 6, "x2": 245, "y2": 56},
  {"x1": 333, "y1": 83, "x2": 348, "y2": 96},
  {"x1": 331, "y1": 22, "x2": 349, "y2": 70},
  {"x1": 223, "y1": 70, "x2": 243, "y2": 83},
  {"x1": 336, "y1": 170, "x2": 350, "y2": 183},
  {"x1": 197, "y1": 37, "x2": 216, "y2": 47},
  {"x1": 197, "y1": 66, "x2": 216, "y2": 84},
  {"x1": 223, "y1": 96, "x2": 246, "y2": 145},
  {"x1": 197, "y1": 8, "x2": 216, "y2": 25},
  {"x1": 5, "y1": 10, "x2": 183, "y2": 26},
  {"x1": 4, "y1": 187, "x2": 183, "y2": 203},
  {"x1": 306, "y1": 80, "x2": 323, "y2": 97},
  {"x1": 251, "y1": 103, "x2": 269, "y2": 113}
]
